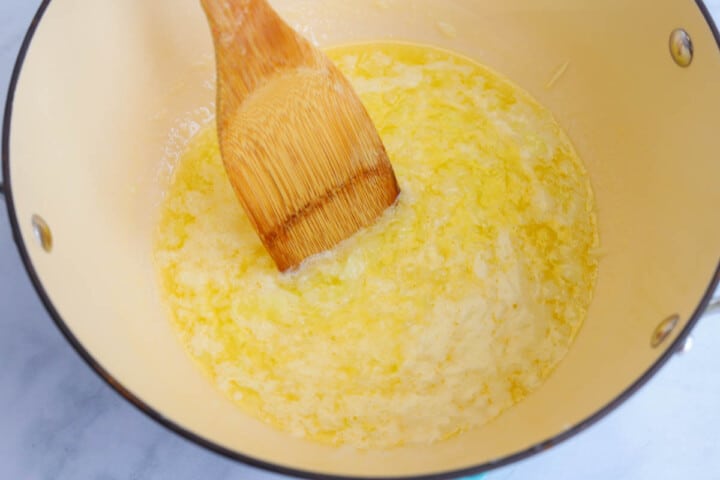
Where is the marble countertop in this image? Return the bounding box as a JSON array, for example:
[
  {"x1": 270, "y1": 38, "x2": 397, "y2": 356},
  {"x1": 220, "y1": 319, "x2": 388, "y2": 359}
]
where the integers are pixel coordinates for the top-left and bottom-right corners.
[{"x1": 1, "y1": 1, "x2": 719, "y2": 479}]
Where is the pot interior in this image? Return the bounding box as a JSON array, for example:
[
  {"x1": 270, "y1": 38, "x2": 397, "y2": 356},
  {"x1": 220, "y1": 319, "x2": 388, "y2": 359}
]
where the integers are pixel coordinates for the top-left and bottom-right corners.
[{"x1": 6, "y1": 0, "x2": 720, "y2": 477}]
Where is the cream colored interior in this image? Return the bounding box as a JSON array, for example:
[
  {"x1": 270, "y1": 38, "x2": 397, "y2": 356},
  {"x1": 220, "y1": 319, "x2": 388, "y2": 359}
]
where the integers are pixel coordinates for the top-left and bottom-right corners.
[{"x1": 7, "y1": 0, "x2": 720, "y2": 477}]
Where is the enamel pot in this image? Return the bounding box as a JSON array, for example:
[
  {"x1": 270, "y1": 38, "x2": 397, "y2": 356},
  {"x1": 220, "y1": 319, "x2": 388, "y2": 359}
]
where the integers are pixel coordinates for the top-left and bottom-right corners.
[{"x1": 2, "y1": 0, "x2": 720, "y2": 478}]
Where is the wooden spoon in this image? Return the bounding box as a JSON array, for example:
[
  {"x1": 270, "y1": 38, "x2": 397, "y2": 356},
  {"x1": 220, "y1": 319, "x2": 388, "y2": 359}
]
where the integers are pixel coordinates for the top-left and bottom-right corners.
[{"x1": 200, "y1": 0, "x2": 400, "y2": 271}]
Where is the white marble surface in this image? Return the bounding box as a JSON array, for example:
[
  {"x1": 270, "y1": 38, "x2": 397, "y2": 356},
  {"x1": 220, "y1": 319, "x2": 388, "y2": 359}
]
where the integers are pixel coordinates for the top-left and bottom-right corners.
[{"x1": 1, "y1": 1, "x2": 719, "y2": 479}]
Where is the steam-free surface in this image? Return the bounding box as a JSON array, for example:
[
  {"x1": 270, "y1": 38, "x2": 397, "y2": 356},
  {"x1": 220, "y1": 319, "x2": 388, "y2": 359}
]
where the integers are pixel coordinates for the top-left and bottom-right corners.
[{"x1": 155, "y1": 43, "x2": 598, "y2": 448}]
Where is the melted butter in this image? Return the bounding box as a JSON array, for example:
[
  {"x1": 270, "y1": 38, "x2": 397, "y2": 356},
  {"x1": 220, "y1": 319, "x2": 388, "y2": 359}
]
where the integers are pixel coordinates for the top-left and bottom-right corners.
[{"x1": 154, "y1": 42, "x2": 599, "y2": 448}]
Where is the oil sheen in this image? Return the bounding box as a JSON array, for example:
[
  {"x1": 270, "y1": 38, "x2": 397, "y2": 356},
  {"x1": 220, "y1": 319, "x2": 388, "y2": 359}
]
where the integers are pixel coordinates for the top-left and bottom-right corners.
[{"x1": 154, "y1": 42, "x2": 599, "y2": 448}]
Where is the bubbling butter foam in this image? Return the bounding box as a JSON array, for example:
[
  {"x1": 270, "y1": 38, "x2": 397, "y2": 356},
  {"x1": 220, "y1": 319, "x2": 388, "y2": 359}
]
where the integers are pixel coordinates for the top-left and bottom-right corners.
[{"x1": 155, "y1": 42, "x2": 599, "y2": 448}]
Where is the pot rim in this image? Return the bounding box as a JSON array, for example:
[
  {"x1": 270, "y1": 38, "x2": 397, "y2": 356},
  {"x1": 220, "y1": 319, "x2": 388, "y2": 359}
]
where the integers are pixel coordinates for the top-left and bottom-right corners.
[{"x1": 3, "y1": 1, "x2": 720, "y2": 479}]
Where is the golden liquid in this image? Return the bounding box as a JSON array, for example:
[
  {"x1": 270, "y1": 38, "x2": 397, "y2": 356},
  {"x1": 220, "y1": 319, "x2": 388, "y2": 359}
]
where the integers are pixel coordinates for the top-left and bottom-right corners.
[{"x1": 155, "y1": 43, "x2": 599, "y2": 448}]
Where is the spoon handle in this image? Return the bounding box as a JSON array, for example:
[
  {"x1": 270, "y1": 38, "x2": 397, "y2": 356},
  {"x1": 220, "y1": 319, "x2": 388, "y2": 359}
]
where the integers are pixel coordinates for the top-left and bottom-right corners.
[{"x1": 200, "y1": 0, "x2": 317, "y2": 111}]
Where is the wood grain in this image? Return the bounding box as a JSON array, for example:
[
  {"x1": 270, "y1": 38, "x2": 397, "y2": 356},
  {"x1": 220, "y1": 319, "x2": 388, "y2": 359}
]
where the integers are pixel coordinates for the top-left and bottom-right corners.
[{"x1": 201, "y1": 0, "x2": 400, "y2": 270}]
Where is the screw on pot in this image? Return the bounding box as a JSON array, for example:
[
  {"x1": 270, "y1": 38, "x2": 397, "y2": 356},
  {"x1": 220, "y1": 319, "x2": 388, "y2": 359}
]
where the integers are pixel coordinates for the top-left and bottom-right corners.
[
  {"x1": 651, "y1": 313, "x2": 679, "y2": 348},
  {"x1": 669, "y1": 28, "x2": 693, "y2": 67},
  {"x1": 31, "y1": 214, "x2": 52, "y2": 252}
]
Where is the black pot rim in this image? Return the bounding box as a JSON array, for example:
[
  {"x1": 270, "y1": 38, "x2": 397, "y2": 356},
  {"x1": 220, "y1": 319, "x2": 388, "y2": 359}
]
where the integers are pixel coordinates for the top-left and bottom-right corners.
[{"x1": 3, "y1": 1, "x2": 720, "y2": 479}]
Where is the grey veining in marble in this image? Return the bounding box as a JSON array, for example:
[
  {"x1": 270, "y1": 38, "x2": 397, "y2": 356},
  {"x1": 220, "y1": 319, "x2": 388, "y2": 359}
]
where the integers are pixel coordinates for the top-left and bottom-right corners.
[{"x1": 1, "y1": 1, "x2": 720, "y2": 479}]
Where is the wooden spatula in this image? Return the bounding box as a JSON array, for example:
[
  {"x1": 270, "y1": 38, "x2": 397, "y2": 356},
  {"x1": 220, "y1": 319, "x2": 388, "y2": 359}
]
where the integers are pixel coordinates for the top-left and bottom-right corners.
[{"x1": 200, "y1": 0, "x2": 400, "y2": 271}]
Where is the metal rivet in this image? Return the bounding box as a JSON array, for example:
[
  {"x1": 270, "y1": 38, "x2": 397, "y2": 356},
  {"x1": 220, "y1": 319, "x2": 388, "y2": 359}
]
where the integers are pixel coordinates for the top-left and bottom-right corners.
[
  {"x1": 31, "y1": 215, "x2": 53, "y2": 252},
  {"x1": 676, "y1": 335, "x2": 694, "y2": 355},
  {"x1": 669, "y1": 28, "x2": 693, "y2": 67},
  {"x1": 651, "y1": 314, "x2": 679, "y2": 348}
]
